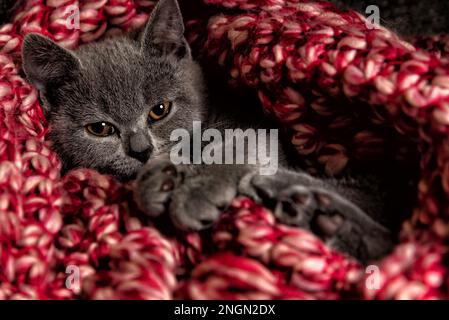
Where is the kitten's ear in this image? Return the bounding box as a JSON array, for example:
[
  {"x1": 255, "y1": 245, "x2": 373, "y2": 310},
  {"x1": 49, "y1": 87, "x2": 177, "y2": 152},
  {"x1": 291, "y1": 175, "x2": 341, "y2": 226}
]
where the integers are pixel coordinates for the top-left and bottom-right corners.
[
  {"x1": 22, "y1": 33, "x2": 81, "y2": 92},
  {"x1": 141, "y1": 0, "x2": 190, "y2": 59}
]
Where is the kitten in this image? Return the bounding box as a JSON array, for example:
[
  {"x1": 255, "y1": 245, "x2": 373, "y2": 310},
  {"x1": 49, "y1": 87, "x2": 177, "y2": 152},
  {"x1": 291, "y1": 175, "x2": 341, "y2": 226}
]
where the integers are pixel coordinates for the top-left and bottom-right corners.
[{"x1": 21, "y1": 0, "x2": 396, "y2": 262}]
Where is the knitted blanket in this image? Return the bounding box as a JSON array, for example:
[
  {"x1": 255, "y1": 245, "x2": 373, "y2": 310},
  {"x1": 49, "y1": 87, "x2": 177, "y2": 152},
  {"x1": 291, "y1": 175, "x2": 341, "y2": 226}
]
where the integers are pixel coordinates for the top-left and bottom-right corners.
[{"x1": 1, "y1": 0, "x2": 448, "y2": 300}]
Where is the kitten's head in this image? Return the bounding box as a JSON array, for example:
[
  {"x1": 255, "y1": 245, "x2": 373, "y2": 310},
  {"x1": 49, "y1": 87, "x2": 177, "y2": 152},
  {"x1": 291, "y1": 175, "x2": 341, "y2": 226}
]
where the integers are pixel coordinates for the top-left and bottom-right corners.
[{"x1": 21, "y1": 0, "x2": 205, "y2": 181}]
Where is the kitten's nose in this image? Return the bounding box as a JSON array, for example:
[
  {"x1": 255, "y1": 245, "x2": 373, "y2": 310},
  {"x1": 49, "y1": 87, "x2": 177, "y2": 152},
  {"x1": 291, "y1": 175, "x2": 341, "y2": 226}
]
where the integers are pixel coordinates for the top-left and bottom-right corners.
[{"x1": 128, "y1": 132, "x2": 153, "y2": 163}]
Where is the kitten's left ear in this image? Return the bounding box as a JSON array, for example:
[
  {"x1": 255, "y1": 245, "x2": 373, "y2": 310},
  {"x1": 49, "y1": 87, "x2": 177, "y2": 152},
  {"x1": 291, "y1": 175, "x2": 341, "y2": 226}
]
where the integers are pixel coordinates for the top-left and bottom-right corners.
[
  {"x1": 141, "y1": 0, "x2": 190, "y2": 59},
  {"x1": 22, "y1": 33, "x2": 81, "y2": 93}
]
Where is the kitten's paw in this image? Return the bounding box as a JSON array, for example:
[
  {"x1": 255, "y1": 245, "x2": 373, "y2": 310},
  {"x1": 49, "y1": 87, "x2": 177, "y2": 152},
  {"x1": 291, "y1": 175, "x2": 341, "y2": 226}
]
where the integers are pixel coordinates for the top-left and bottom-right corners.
[
  {"x1": 246, "y1": 175, "x2": 393, "y2": 262},
  {"x1": 136, "y1": 160, "x2": 237, "y2": 231},
  {"x1": 135, "y1": 157, "x2": 184, "y2": 218},
  {"x1": 168, "y1": 174, "x2": 237, "y2": 231}
]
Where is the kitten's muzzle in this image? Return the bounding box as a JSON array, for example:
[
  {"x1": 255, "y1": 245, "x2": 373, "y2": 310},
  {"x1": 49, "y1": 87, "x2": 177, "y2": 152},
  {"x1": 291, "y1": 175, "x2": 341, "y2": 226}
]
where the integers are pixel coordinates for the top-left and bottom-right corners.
[{"x1": 127, "y1": 132, "x2": 153, "y2": 163}]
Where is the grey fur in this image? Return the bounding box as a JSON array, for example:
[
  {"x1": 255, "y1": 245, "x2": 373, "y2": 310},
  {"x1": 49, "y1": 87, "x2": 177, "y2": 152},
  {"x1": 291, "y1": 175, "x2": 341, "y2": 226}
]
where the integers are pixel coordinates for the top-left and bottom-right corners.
[
  {"x1": 22, "y1": 0, "x2": 400, "y2": 262},
  {"x1": 22, "y1": 0, "x2": 205, "y2": 181}
]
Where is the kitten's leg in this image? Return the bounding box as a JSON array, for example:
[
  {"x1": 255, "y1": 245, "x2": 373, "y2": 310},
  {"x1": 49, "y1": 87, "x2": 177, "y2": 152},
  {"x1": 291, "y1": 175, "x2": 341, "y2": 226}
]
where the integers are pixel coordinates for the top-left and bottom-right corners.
[
  {"x1": 239, "y1": 169, "x2": 394, "y2": 262},
  {"x1": 135, "y1": 155, "x2": 253, "y2": 230},
  {"x1": 135, "y1": 156, "x2": 392, "y2": 261}
]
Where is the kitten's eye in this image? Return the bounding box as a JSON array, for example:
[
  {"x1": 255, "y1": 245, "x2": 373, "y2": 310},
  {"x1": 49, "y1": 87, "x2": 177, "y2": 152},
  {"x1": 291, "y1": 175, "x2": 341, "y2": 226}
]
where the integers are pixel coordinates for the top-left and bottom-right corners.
[
  {"x1": 149, "y1": 101, "x2": 172, "y2": 121},
  {"x1": 85, "y1": 122, "x2": 116, "y2": 137}
]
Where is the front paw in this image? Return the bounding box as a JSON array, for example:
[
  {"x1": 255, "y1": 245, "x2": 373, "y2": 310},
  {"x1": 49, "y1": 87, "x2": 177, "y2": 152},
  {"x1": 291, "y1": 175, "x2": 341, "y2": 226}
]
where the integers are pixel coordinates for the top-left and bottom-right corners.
[
  {"x1": 135, "y1": 160, "x2": 237, "y2": 232},
  {"x1": 135, "y1": 157, "x2": 183, "y2": 218},
  {"x1": 245, "y1": 175, "x2": 393, "y2": 262}
]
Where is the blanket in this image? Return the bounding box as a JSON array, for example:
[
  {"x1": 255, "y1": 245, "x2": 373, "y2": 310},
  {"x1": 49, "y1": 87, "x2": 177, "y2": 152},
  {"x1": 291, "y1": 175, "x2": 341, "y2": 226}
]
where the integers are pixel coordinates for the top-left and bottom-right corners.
[{"x1": 0, "y1": 0, "x2": 448, "y2": 300}]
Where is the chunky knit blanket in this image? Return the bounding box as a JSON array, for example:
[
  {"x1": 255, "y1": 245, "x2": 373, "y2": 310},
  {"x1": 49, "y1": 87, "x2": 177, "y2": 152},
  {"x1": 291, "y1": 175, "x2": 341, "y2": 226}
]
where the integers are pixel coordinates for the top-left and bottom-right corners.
[{"x1": 1, "y1": 0, "x2": 449, "y2": 300}]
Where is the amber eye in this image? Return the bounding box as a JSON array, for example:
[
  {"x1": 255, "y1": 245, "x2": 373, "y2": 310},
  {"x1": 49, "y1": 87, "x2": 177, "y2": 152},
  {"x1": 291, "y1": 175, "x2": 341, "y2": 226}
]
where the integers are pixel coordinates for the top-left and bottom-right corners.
[
  {"x1": 85, "y1": 122, "x2": 116, "y2": 137},
  {"x1": 149, "y1": 101, "x2": 172, "y2": 121}
]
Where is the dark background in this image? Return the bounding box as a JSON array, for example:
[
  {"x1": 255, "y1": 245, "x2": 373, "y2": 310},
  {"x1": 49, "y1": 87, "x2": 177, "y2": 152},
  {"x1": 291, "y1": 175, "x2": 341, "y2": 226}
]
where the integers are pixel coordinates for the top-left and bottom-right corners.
[
  {"x1": 330, "y1": 0, "x2": 449, "y2": 35},
  {"x1": 0, "y1": 0, "x2": 19, "y2": 23}
]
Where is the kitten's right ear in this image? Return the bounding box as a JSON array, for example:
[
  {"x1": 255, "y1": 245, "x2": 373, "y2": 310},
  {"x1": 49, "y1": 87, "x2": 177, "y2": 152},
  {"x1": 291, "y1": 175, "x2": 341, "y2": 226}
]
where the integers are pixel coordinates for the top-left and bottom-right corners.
[
  {"x1": 141, "y1": 0, "x2": 190, "y2": 59},
  {"x1": 21, "y1": 33, "x2": 81, "y2": 92}
]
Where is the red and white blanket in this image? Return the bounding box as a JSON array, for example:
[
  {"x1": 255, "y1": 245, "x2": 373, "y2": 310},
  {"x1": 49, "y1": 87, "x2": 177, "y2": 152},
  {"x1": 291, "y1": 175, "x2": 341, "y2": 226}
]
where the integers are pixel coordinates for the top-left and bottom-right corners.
[{"x1": 0, "y1": 0, "x2": 448, "y2": 299}]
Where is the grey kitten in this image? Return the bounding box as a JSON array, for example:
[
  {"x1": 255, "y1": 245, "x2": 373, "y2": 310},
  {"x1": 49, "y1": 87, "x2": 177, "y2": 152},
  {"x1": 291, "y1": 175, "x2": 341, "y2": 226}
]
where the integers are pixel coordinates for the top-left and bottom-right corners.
[{"x1": 22, "y1": 0, "x2": 396, "y2": 262}]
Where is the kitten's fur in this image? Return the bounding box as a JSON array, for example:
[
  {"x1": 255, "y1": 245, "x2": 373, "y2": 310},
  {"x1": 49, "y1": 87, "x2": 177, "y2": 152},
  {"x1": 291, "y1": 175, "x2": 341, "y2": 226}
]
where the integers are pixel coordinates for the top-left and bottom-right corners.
[{"x1": 21, "y1": 0, "x2": 402, "y2": 262}]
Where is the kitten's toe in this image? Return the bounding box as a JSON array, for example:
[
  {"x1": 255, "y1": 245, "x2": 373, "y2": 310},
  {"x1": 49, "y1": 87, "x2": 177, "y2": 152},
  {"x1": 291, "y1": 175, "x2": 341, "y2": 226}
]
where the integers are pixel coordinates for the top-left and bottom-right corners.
[
  {"x1": 169, "y1": 178, "x2": 238, "y2": 231},
  {"x1": 134, "y1": 158, "x2": 182, "y2": 218},
  {"x1": 311, "y1": 212, "x2": 345, "y2": 238},
  {"x1": 170, "y1": 193, "x2": 221, "y2": 231},
  {"x1": 271, "y1": 185, "x2": 316, "y2": 227}
]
